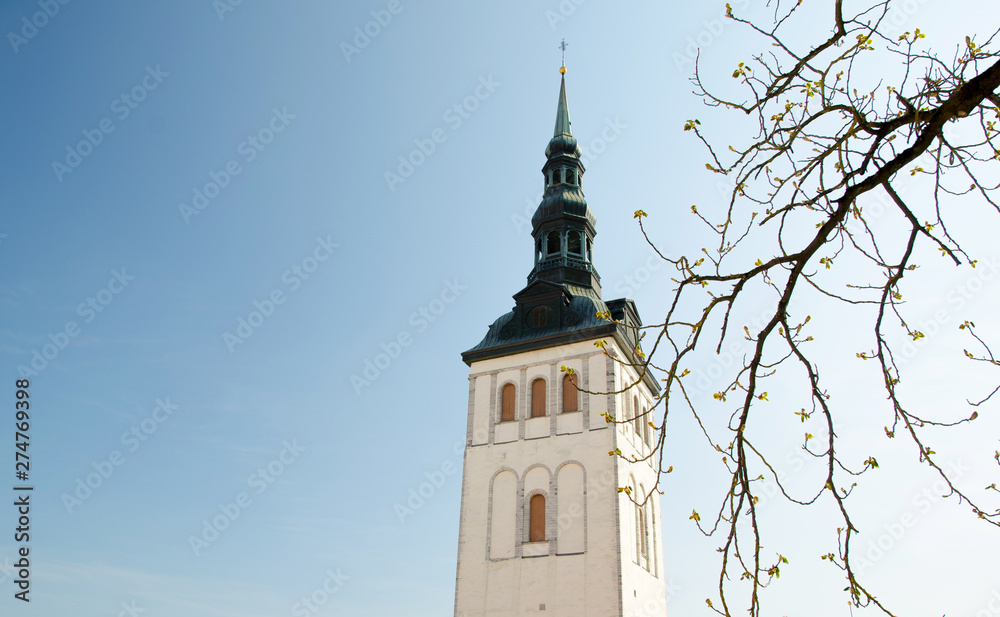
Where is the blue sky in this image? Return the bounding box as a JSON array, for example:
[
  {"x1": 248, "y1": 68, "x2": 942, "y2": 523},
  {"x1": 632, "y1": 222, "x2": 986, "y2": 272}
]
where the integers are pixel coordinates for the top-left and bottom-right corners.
[{"x1": 1, "y1": 1, "x2": 999, "y2": 616}]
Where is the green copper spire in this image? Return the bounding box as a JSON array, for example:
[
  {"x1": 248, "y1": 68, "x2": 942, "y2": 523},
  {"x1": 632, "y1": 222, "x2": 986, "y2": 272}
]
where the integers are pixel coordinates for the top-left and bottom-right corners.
[
  {"x1": 553, "y1": 74, "x2": 572, "y2": 137},
  {"x1": 530, "y1": 62, "x2": 599, "y2": 294}
]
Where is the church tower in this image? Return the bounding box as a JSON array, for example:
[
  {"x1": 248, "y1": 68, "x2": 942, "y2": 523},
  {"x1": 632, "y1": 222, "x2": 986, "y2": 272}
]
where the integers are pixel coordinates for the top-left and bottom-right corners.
[{"x1": 454, "y1": 63, "x2": 668, "y2": 617}]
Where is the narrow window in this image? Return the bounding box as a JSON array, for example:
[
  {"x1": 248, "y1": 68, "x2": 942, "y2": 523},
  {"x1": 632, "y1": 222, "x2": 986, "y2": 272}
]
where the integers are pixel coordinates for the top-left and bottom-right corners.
[
  {"x1": 639, "y1": 501, "x2": 648, "y2": 559},
  {"x1": 562, "y1": 373, "x2": 578, "y2": 412},
  {"x1": 567, "y1": 231, "x2": 581, "y2": 255},
  {"x1": 501, "y1": 384, "x2": 515, "y2": 422},
  {"x1": 586, "y1": 238, "x2": 592, "y2": 261},
  {"x1": 565, "y1": 168, "x2": 575, "y2": 184},
  {"x1": 553, "y1": 169, "x2": 562, "y2": 184},
  {"x1": 633, "y1": 484, "x2": 641, "y2": 563},
  {"x1": 547, "y1": 231, "x2": 561, "y2": 255},
  {"x1": 529, "y1": 494, "x2": 546, "y2": 541},
  {"x1": 531, "y1": 378, "x2": 546, "y2": 417},
  {"x1": 650, "y1": 500, "x2": 658, "y2": 575},
  {"x1": 643, "y1": 407, "x2": 652, "y2": 446},
  {"x1": 633, "y1": 396, "x2": 642, "y2": 435},
  {"x1": 529, "y1": 306, "x2": 549, "y2": 328}
]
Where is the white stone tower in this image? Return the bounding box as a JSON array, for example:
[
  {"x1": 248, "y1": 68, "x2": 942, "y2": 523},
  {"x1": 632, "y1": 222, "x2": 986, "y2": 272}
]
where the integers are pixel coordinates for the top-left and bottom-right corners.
[{"x1": 453, "y1": 64, "x2": 668, "y2": 617}]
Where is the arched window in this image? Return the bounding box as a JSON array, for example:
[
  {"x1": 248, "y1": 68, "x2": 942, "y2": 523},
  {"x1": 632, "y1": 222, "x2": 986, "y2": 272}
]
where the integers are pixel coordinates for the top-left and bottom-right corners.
[
  {"x1": 565, "y1": 168, "x2": 575, "y2": 184},
  {"x1": 586, "y1": 238, "x2": 592, "y2": 261},
  {"x1": 633, "y1": 396, "x2": 642, "y2": 435},
  {"x1": 529, "y1": 494, "x2": 546, "y2": 542},
  {"x1": 567, "y1": 231, "x2": 582, "y2": 255},
  {"x1": 531, "y1": 378, "x2": 546, "y2": 417},
  {"x1": 562, "y1": 373, "x2": 578, "y2": 412},
  {"x1": 501, "y1": 384, "x2": 515, "y2": 422},
  {"x1": 639, "y1": 500, "x2": 649, "y2": 560},
  {"x1": 553, "y1": 169, "x2": 562, "y2": 185},
  {"x1": 546, "y1": 232, "x2": 561, "y2": 255}
]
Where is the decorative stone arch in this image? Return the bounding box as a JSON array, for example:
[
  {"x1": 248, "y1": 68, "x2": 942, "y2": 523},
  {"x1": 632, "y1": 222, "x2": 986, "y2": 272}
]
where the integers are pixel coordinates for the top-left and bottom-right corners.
[
  {"x1": 486, "y1": 467, "x2": 519, "y2": 561},
  {"x1": 518, "y1": 463, "x2": 554, "y2": 554},
  {"x1": 555, "y1": 460, "x2": 587, "y2": 554}
]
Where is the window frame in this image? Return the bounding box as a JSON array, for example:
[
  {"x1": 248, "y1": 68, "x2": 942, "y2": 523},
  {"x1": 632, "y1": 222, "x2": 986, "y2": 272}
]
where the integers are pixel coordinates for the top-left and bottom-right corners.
[
  {"x1": 528, "y1": 493, "x2": 546, "y2": 542},
  {"x1": 531, "y1": 378, "x2": 547, "y2": 418},
  {"x1": 500, "y1": 383, "x2": 516, "y2": 423},
  {"x1": 633, "y1": 396, "x2": 642, "y2": 435},
  {"x1": 562, "y1": 373, "x2": 578, "y2": 413}
]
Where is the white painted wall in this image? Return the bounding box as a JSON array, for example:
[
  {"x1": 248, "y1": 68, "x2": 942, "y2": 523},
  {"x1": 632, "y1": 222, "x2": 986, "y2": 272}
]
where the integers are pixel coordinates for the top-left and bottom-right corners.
[{"x1": 454, "y1": 339, "x2": 667, "y2": 617}]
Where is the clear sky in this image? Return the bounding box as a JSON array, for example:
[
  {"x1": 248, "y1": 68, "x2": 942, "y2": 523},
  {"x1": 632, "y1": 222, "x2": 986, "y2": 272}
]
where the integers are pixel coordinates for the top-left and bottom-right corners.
[{"x1": 1, "y1": 1, "x2": 999, "y2": 616}]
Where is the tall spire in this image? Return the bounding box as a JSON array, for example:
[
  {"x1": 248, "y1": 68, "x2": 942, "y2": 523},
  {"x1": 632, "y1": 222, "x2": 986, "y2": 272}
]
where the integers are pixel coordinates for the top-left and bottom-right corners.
[
  {"x1": 528, "y1": 57, "x2": 600, "y2": 294},
  {"x1": 553, "y1": 73, "x2": 572, "y2": 137},
  {"x1": 554, "y1": 40, "x2": 572, "y2": 137}
]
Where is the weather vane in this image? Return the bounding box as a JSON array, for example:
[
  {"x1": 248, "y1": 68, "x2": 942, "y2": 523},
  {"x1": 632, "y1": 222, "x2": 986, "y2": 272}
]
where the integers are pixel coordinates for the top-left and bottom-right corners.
[{"x1": 559, "y1": 39, "x2": 568, "y2": 74}]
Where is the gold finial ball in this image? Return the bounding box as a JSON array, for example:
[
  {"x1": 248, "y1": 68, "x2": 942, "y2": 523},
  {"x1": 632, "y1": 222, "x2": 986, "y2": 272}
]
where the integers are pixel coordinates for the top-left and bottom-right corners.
[{"x1": 560, "y1": 65, "x2": 566, "y2": 75}]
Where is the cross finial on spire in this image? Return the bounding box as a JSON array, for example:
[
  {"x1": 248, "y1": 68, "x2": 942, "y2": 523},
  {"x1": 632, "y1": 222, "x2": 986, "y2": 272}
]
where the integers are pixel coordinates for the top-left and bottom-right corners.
[{"x1": 559, "y1": 39, "x2": 568, "y2": 75}]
